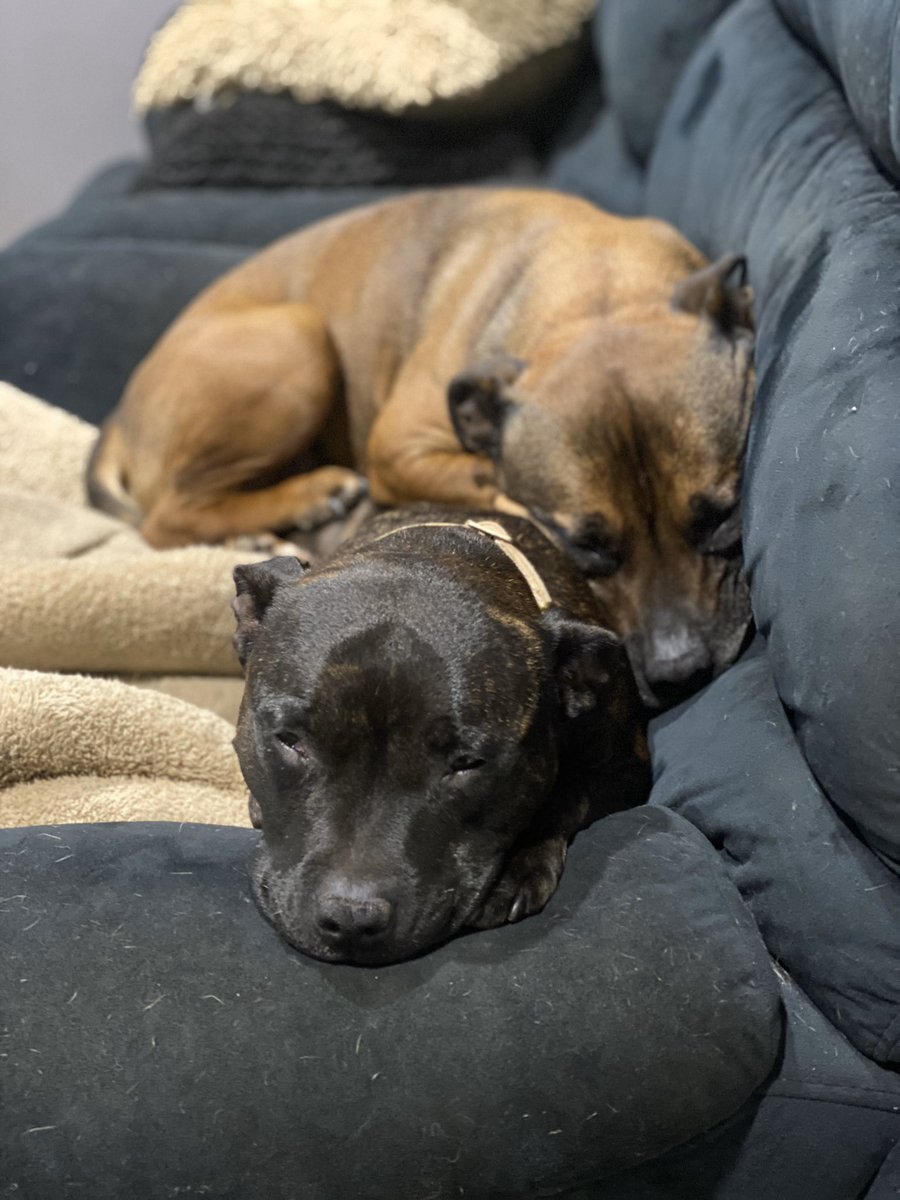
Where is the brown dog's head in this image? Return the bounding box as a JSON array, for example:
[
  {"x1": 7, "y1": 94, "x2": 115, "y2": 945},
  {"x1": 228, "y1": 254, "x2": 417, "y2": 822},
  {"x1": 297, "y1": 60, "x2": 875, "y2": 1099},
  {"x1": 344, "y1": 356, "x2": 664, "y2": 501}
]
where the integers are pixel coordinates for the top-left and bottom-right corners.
[{"x1": 449, "y1": 254, "x2": 755, "y2": 709}]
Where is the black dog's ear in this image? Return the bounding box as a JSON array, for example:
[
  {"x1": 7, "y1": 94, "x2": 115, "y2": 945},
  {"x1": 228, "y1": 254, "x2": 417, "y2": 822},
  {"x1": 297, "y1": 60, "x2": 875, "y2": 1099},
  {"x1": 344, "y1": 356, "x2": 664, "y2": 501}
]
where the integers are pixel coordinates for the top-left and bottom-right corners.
[
  {"x1": 542, "y1": 609, "x2": 625, "y2": 720},
  {"x1": 232, "y1": 555, "x2": 308, "y2": 666},
  {"x1": 672, "y1": 253, "x2": 755, "y2": 335},
  {"x1": 447, "y1": 353, "x2": 526, "y2": 458}
]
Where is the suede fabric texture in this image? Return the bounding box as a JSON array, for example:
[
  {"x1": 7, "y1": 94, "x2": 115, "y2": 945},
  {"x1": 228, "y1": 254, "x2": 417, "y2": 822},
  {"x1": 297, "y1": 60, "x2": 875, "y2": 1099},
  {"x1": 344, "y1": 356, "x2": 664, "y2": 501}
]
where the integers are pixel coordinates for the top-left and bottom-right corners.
[
  {"x1": 566, "y1": 977, "x2": 900, "y2": 1200},
  {"x1": 650, "y1": 640, "x2": 900, "y2": 1066},
  {"x1": 1, "y1": 809, "x2": 781, "y2": 1198},
  {"x1": 773, "y1": 0, "x2": 900, "y2": 183},
  {"x1": 596, "y1": 0, "x2": 736, "y2": 165},
  {"x1": 645, "y1": 0, "x2": 900, "y2": 871},
  {"x1": 545, "y1": 0, "x2": 735, "y2": 215}
]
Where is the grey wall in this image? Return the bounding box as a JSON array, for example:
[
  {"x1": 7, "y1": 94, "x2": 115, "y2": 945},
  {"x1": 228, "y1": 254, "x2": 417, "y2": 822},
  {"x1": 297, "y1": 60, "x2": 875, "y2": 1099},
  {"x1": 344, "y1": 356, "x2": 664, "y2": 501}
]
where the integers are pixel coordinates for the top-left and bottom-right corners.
[{"x1": 0, "y1": 0, "x2": 173, "y2": 247}]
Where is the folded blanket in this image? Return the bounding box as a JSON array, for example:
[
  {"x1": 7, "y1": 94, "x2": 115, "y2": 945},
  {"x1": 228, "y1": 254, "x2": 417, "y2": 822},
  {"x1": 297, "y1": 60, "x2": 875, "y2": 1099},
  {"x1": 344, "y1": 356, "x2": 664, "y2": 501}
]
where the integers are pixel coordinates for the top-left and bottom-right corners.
[
  {"x1": 0, "y1": 383, "x2": 257, "y2": 677},
  {"x1": 0, "y1": 382, "x2": 258, "y2": 826},
  {"x1": 0, "y1": 668, "x2": 247, "y2": 827},
  {"x1": 0, "y1": 383, "x2": 375, "y2": 828}
]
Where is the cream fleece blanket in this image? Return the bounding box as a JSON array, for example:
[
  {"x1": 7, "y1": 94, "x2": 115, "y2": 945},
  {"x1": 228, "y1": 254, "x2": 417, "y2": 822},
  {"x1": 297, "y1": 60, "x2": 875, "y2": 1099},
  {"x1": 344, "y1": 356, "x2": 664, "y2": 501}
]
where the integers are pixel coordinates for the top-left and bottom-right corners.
[
  {"x1": 0, "y1": 668, "x2": 248, "y2": 827},
  {"x1": 0, "y1": 383, "x2": 257, "y2": 827}
]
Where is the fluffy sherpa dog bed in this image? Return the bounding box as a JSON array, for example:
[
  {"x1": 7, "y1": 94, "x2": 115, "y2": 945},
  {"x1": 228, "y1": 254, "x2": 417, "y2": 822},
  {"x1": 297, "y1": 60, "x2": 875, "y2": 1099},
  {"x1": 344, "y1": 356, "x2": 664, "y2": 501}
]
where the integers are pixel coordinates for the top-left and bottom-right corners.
[{"x1": 134, "y1": 0, "x2": 596, "y2": 115}]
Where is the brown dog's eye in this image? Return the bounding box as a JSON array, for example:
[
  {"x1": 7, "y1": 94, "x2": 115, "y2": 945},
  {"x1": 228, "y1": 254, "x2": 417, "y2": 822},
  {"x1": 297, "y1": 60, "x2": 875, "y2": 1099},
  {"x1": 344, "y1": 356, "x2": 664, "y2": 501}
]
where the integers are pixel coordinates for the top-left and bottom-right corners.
[
  {"x1": 571, "y1": 539, "x2": 623, "y2": 577},
  {"x1": 690, "y1": 496, "x2": 742, "y2": 557},
  {"x1": 567, "y1": 527, "x2": 624, "y2": 578},
  {"x1": 540, "y1": 512, "x2": 624, "y2": 579}
]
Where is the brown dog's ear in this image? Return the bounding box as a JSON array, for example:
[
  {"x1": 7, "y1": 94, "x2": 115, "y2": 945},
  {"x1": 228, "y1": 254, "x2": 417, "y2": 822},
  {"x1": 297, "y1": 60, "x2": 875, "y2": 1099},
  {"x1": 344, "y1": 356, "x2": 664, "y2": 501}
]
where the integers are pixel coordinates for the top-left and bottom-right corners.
[
  {"x1": 672, "y1": 253, "x2": 755, "y2": 335},
  {"x1": 542, "y1": 609, "x2": 625, "y2": 720},
  {"x1": 232, "y1": 556, "x2": 308, "y2": 667},
  {"x1": 447, "y1": 353, "x2": 526, "y2": 458}
]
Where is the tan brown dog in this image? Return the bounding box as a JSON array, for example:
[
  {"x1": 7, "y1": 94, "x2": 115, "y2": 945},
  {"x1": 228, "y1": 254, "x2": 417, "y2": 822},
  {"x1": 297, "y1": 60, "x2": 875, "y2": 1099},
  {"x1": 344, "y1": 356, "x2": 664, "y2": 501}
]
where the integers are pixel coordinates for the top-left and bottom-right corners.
[{"x1": 88, "y1": 187, "x2": 755, "y2": 706}]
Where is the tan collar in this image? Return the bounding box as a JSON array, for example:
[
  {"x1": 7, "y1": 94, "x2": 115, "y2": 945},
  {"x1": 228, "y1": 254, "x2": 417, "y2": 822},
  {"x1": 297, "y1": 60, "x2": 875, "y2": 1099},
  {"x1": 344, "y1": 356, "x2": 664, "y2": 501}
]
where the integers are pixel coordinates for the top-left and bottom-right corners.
[{"x1": 370, "y1": 517, "x2": 553, "y2": 612}]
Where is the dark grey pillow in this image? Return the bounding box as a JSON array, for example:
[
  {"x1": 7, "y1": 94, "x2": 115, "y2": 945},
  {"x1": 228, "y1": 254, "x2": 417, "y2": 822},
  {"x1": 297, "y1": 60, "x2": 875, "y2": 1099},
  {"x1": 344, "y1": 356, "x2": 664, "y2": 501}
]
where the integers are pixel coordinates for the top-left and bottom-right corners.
[
  {"x1": 650, "y1": 640, "x2": 900, "y2": 1066},
  {"x1": 598, "y1": 0, "x2": 736, "y2": 164},
  {"x1": 2, "y1": 808, "x2": 780, "y2": 1198},
  {"x1": 773, "y1": 0, "x2": 900, "y2": 183},
  {"x1": 646, "y1": 0, "x2": 900, "y2": 869}
]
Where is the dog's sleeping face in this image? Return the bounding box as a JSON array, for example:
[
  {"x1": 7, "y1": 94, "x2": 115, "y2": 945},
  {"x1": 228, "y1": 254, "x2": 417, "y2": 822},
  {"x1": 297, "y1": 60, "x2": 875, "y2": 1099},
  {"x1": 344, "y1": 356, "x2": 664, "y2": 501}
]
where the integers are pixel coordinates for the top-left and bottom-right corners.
[
  {"x1": 449, "y1": 254, "x2": 756, "y2": 709},
  {"x1": 232, "y1": 552, "x2": 632, "y2": 965}
]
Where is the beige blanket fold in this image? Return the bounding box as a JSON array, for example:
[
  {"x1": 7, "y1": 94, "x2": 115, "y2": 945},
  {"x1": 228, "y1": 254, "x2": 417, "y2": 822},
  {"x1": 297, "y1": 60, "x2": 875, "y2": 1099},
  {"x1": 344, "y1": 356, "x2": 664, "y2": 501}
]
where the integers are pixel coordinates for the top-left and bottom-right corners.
[
  {"x1": 0, "y1": 382, "x2": 259, "y2": 677},
  {"x1": 0, "y1": 668, "x2": 249, "y2": 827},
  {"x1": 0, "y1": 382, "x2": 256, "y2": 827}
]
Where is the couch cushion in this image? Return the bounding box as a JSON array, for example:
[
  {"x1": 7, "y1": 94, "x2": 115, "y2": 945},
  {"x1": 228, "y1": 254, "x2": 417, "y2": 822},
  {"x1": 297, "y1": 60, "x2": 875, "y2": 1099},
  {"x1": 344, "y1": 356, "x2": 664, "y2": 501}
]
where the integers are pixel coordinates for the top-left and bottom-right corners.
[
  {"x1": 598, "y1": 0, "x2": 736, "y2": 165},
  {"x1": 545, "y1": 0, "x2": 736, "y2": 214},
  {"x1": 650, "y1": 639, "x2": 900, "y2": 1067},
  {"x1": 645, "y1": 0, "x2": 900, "y2": 868},
  {"x1": 773, "y1": 0, "x2": 900, "y2": 184},
  {"x1": 569, "y1": 975, "x2": 900, "y2": 1199},
  {"x1": 1, "y1": 808, "x2": 780, "y2": 1198}
]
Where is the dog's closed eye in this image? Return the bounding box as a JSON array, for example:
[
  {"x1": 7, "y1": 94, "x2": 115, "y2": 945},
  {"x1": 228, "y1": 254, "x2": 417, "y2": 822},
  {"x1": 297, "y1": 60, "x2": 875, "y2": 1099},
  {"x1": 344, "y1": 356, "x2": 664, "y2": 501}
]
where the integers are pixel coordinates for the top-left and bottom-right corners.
[
  {"x1": 569, "y1": 532, "x2": 624, "y2": 578},
  {"x1": 275, "y1": 730, "x2": 309, "y2": 758},
  {"x1": 689, "y1": 495, "x2": 742, "y2": 557},
  {"x1": 539, "y1": 511, "x2": 625, "y2": 579},
  {"x1": 445, "y1": 755, "x2": 486, "y2": 778}
]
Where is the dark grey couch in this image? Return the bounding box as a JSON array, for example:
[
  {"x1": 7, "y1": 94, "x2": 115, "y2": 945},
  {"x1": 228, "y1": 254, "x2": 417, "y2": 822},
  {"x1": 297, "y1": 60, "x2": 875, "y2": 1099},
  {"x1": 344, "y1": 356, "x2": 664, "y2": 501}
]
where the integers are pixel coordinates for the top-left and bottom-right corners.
[{"x1": 2, "y1": 1, "x2": 898, "y2": 1195}]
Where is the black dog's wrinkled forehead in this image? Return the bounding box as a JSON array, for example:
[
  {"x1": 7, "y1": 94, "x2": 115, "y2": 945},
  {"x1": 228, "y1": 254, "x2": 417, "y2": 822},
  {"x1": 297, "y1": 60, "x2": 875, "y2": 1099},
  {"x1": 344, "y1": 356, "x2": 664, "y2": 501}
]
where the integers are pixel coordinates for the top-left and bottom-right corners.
[{"x1": 247, "y1": 564, "x2": 545, "y2": 743}]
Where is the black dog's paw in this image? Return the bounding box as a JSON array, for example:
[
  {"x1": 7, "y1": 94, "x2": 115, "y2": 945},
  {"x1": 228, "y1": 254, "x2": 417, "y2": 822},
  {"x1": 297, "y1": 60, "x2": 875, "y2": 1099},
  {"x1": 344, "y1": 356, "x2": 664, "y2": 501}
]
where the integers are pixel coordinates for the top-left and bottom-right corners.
[
  {"x1": 248, "y1": 793, "x2": 263, "y2": 829},
  {"x1": 470, "y1": 836, "x2": 567, "y2": 929}
]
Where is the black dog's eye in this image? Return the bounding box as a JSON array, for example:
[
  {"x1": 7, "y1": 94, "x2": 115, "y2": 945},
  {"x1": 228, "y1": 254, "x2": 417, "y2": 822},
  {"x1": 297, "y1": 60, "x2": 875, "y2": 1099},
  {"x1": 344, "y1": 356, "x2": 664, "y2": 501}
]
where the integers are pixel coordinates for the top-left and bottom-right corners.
[
  {"x1": 446, "y1": 756, "x2": 486, "y2": 777},
  {"x1": 275, "y1": 731, "x2": 308, "y2": 758},
  {"x1": 690, "y1": 496, "x2": 742, "y2": 557}
]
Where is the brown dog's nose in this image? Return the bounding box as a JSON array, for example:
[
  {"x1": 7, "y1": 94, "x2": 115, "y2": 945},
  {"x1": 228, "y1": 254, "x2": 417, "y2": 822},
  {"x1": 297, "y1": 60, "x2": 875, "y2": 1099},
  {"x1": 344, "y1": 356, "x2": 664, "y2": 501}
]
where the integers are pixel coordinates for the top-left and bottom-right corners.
[
  {"x1": 628, "y1": 624, "x2": 714, "y2": 708},
  {"x1": 316, "y1": 887, "x2": 395, "y2": 946}
]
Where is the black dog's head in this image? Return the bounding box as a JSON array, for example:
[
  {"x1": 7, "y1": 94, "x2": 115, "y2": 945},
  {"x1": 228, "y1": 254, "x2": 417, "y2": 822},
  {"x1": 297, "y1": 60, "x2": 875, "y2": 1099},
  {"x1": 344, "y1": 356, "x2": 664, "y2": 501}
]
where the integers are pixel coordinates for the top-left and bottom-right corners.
[
  {"x1": 449, "y1": 254, "x2": 756, "y2": 709},
  {"x1": 232, "y1": 541, "x2": 638, "y2": 965}
]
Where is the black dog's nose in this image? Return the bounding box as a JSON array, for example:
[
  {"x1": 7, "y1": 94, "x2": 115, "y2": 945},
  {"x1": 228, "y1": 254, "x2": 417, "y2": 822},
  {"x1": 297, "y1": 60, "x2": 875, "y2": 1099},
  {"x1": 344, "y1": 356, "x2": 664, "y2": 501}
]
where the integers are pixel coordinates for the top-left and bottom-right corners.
[{"x1": 316, "y1": 887, "x2": 395, "y2": 945}]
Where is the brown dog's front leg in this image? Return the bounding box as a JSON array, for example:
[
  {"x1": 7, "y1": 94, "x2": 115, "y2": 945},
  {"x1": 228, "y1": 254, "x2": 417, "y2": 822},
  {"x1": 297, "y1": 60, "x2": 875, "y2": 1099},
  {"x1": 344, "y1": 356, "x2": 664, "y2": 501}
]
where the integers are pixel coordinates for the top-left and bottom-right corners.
[
  {"x1": 367, "y1": 392, "x2": 498, "y2": 509},
  {"x1": 141, "y1": 466, "x2": 368, "y2": 548},
  {"x1": 367, "y1": 445, "x2": 498, "y2": 510}
]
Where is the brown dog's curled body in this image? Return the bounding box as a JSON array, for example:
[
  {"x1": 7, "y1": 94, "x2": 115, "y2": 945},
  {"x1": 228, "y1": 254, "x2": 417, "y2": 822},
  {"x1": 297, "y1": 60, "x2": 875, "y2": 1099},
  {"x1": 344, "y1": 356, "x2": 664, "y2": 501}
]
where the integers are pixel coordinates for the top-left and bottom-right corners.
[{"x1": 89, "y1": 188, "x2": 755, "y2": 705}]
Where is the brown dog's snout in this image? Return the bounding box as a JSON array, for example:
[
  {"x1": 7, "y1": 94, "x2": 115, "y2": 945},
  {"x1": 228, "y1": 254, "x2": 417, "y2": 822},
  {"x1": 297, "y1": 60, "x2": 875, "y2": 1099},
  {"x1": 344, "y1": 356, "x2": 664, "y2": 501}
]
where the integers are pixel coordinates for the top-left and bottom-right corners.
[
  {"x1": 315, "y1": 881, "x2": 397, "y2": 950},
  {"x1": 627, "y1": 620, "x2": 714, "y2": 709}
]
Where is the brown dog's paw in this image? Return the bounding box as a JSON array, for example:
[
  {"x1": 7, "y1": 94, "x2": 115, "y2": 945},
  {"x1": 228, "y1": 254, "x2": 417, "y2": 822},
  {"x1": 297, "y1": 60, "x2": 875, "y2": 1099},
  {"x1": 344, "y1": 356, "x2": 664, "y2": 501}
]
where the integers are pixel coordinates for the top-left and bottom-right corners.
[
  {"x1": 225, "y1": 533, "x2": 310, "y2": 556},
  {"x1": 292, "y1": 469, "x2": 369, "y2": 532},
  {"x1": 469, "y1": 836, "x2": 568, "y2": 930}
]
